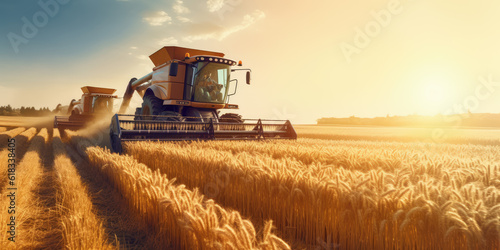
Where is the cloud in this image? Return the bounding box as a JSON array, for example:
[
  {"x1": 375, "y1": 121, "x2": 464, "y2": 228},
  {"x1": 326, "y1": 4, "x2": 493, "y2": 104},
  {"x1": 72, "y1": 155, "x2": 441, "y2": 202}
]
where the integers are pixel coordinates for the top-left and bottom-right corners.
[
  {"x1": 177, "y1": 16, "x2": 192, "y2": 23},
  {"x1": 173, "y1": 0, "x2": 190, "y2": 14},
  {"x1": 137, "y1": 55, "x2": 149, "y2": 60},
  {"x1": 184, "y1": 22, "x2": 223, "y2": 35},
  {"x1": 143, "y1": 11, "x2": 172, "y2": 26},
  {"x1": 158, "y1": 37, "x2": 179, "y2": 46},
  {"x1": 183, "y1": 10, "x2": 265, "y2": 42},
  {"x1": 207, "y1": 0, "x2": 225, "y2": 12},
  {"x1": 130, "y1": 46, "x2": 138, "y2": 50}
]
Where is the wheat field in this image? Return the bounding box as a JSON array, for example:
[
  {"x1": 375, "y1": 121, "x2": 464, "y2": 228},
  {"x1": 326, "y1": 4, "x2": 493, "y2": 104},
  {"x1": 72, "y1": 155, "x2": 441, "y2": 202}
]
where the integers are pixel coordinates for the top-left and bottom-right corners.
[
  {"x1": 294, "y1": 125, "x2": 500, "y2": 146},
  {"x1": 125, "y1": 138, "x2": 500, "y2": 249},
  {"x1": 0, "y1": 122, "x2": 498, "y2": 249}
]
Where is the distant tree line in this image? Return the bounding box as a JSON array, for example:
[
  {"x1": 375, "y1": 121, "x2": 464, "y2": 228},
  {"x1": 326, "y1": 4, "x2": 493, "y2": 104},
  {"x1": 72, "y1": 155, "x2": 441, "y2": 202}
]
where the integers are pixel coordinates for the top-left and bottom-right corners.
[
  {"x1": 0, "y1": 105, "x2": 54, "y2": 117},
  {"x1": 317, "y1": 113, "x2": 500, "y2": 128}
]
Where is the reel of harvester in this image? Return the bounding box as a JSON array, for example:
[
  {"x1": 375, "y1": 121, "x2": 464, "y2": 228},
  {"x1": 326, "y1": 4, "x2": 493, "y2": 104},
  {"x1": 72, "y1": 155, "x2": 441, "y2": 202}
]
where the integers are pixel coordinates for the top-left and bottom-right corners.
[{"x1": 110, "y1": 114, "x2": 296, "y2": 153}]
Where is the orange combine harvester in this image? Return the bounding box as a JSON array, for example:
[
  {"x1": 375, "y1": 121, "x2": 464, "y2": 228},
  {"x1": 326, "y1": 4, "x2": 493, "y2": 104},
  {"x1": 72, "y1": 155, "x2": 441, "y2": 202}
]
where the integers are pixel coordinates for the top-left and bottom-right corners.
[
  {"x1": 54, "y1": 86, "x2": 118, "y2": 130},
  {"x1": 55, "y1": 46, "x2": 297, "y2": 153}
]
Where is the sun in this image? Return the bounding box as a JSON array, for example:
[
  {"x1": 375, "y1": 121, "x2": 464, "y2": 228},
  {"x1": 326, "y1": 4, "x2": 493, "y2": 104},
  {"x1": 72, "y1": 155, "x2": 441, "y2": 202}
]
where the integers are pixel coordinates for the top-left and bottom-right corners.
[
  {"x1": 418, "y1": 78, "x2": 455, "y2": 115},
  {"x1": 425, "y1": 83, "x2": 447, "y2": 104}
]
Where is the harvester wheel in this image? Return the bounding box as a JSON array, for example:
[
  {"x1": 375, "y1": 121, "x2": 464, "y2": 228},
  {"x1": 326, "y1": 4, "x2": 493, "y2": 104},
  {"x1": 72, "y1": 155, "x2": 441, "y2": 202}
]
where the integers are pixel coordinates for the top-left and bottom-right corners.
[
  {"x1": 142, "y1": 93, "x2": 165, "y2": 118},
  {"x1": 219, "y1": 113, "x2": 243, "y2": 123}
]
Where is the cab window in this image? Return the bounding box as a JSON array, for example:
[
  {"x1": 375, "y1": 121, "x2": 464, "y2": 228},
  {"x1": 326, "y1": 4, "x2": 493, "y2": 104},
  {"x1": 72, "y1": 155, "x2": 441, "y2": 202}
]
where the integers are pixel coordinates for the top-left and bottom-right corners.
[{"x1": 193, "y1": 62, "x2": 230, "y2": 104}]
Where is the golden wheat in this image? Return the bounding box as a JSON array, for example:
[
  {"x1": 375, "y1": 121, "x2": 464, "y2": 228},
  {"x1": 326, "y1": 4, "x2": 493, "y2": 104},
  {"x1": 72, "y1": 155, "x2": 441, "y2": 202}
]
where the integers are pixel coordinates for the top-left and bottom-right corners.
[
  {"x1": 0, "y1": 128, "x2": 37, "y2": 194},
  {"x1": 67, "y1": 131, "x2": 290, "y2": 249},
  {"x1": 0, "y1": 127, "x2": 6, "y2": 133},
  {"x1": 295, "y1": 125, "x2": 500, "y2": 146},
  {"x1": 0, "y1": 127, "x2": 26, "y2": 149},
  {"x1": 34, "y1": 125, "x2": 500, "y2": 249},
  {"x1": 52, "y1": 129, "x2": 115, "y2": 249},
  {"x1": 126, "y1": 139, "x2": 499, "y2": 249},
  {"x1": 0, "y1": 128, "x2": 49, "y2": 249}
]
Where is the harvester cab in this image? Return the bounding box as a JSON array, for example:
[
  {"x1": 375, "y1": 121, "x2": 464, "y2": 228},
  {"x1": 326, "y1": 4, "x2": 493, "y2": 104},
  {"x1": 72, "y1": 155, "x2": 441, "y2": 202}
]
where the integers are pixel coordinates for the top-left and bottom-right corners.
[
  {"x1": 54, "y1": 86, "x2": 118, "y2": 130},
  {"x1": 110, "y1": 46, "x2": 297, "y2": 153}
]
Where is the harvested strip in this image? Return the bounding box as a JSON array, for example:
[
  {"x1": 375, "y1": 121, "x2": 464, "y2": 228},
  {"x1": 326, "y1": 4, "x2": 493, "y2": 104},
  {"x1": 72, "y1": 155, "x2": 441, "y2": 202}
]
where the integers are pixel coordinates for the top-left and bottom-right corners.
[
  {"x1": 0, "y1": 128, "x2": 37, "y2": 193},
  {"x1": 63, "y1": 136, "x2": 153, "y2": 249},
  {"x1": 0, "y1": 129, "x2": 49, "y2": 249},
  {"x1": 0, "y1": 127, "x2": 25, "y2": 149},
  {"x1": 53, "y1": 129, "x2": 114, "y2": 249},
  {"x1": 84, "y1": 144, "x2": 289, "y2": 250},
  {"x1": 13, "y1": 128, "x2": 37, "y2": 162},
  {"x1": 0, "y1": 127, "x2": 6, "y2": 133},
  {"x1": 26, "y1": 129, "x2": 65, "y2": 249}
]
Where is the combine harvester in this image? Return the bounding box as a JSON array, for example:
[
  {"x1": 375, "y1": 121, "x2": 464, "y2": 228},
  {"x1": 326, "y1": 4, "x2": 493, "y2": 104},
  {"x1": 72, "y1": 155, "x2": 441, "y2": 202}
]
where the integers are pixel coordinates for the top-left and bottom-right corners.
[
  {"x1": 110, "y1": 46, "x2": 297, "y2": 153},
  {"x1": 54, "y1": 46, "x2": 296, "y2": 152},
  {"x1": 54, "y1": 86, "x2": 118, "y2": 130}
]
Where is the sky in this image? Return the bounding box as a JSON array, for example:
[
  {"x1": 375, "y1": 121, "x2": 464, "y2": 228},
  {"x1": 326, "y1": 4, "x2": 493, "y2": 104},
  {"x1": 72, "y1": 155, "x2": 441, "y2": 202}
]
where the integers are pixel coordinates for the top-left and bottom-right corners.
[{"x1": 1, "y1": 0, "x2": 500, "y2": 124}]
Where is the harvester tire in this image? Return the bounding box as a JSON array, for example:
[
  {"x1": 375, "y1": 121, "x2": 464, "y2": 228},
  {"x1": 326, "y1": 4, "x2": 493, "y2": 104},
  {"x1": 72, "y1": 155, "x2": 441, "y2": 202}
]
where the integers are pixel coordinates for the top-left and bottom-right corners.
[
  {"x1": 219, "y1": 113, "x2": 243, "y2": 123},
  {"x1": 142, "y1": 93, "x2": 165, "y2": 117}
]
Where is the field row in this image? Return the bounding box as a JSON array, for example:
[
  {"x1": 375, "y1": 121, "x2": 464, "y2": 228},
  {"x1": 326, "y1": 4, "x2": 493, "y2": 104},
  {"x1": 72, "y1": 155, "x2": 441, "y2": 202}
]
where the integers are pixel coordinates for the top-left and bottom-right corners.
[{"x1": 0, "y1": 127, "x2": 117, "y2": 248}]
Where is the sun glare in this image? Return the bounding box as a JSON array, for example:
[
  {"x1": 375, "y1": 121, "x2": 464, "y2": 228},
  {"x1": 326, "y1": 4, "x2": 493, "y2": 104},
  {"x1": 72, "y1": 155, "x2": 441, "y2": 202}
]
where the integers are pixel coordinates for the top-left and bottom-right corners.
[
  {"x1": 425, "y1": 83, "x2": 447, "y2": 104},
  {"x1": 418, "y1": 77, "x2": 455, "y2": 115}
]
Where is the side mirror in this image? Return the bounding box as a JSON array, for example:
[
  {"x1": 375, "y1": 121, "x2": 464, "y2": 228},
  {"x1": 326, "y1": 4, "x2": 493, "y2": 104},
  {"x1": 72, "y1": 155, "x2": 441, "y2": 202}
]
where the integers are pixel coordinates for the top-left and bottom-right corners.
[
  {"x1": 246, "y1": 71, "x2": 251, "y2": 85},
  {"x1": 169, "y1": 62, "x2": 179, "y2": 77}
]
